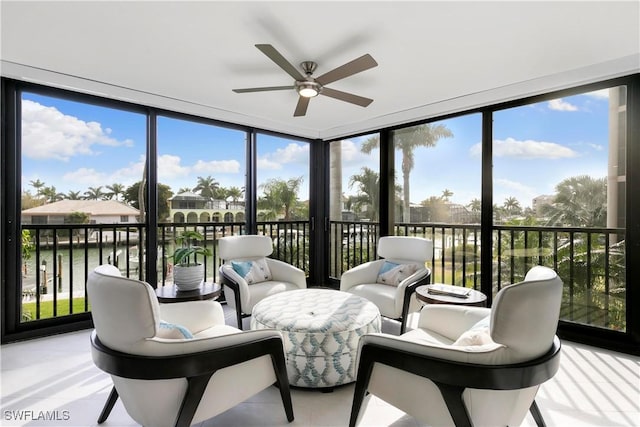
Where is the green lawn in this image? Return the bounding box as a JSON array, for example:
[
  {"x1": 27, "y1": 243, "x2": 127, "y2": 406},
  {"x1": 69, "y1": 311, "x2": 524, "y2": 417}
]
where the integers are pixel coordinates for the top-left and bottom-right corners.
[{"x1": 22, "y1": 298, "x2": 90, "y2": 321}]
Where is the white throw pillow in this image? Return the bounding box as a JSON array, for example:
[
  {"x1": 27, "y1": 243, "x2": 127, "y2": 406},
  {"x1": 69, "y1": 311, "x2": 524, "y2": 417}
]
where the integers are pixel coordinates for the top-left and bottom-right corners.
[
  {"x1": 157, "y1": 321, "x2": 193, "y2": 339},
  {"x1": 376, "y1": 261, "x2": 419, "y2": 286},
  {"x1": 231, "y1": 258, "x2": 273, "y2": 284},
  {"x1": 452, "y1": 316, "x2": 492, "y2": 346}
]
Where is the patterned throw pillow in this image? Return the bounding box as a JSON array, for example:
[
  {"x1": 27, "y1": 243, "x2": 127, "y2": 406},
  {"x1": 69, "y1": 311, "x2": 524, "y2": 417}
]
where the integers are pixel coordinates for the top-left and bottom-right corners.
[
  {"x1": 157, "y1": 321, "x2": 194, "y2": 339},
  {"x1": 231, "y1": 258, "x2": 273, "y2": 284},
  {"x1": 376, "y1": 261, "x2": 419, "y2": 286}
]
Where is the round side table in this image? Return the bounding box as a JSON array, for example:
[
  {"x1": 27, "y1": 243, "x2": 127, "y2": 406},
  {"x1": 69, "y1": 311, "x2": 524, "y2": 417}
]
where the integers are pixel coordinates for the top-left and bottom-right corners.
[
  {"x1": 156, "y1": 282, "x2": 222, "y2": 303},
  {"x1": 416, "y1": 284, "x2": 487, "y2": 307}
]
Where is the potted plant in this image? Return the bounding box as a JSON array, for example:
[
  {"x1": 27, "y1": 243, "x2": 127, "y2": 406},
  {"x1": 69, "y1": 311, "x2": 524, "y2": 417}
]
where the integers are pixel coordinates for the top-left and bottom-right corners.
[{"x1": 170, "y1": 230, "x2": 213, "y2": 291}]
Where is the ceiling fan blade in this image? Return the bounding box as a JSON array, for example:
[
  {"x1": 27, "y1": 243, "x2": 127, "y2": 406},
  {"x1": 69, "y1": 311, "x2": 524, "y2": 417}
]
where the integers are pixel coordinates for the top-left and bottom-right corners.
[
  {"x1": 293, "y1": 97, "x2": 310, "y2": 117},
  {"x1": 255, "y1": 44, "x2": 305, "y2": 81},
  {"x1": 315, "y1": 54, "x2": 378, "y2": 85},
  {"x1": 233, "y1": 85, "x2": 294, "y2": 93},
  {"x1": 320, "y1": 87, "x2": 373, "y2": 107}
]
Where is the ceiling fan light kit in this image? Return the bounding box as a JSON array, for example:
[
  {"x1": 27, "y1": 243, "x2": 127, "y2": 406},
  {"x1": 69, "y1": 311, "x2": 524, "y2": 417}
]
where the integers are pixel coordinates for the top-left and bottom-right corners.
[
  {"x1": 296, "y1": 80, "x2": 322, "y2": 98},
  {"x1": 233, "y1": 44, "x2": 378, "y2": 117}
]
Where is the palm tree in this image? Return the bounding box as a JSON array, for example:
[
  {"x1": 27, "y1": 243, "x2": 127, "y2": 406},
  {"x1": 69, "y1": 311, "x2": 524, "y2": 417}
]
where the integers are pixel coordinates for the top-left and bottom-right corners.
[
  {"x1": 177, "y1": 187, "x2": 192, "y2": 194},
  {"x1": 105, "y1": 183, "x2": 125, "y2": 201},
  {"x1": 441, "y1": 188, "x2": 453, "y2": 201},
  {"x1": 193, "y1": 176, "x2": 220, "y2": 199},
  {"x1": 258, "y1": 177, "x2": 303, "y2": 220},
  {"x1": 84, "y1": 186, "x2": 105, "y2": 200},
  {"x1": 542, "y1": 175, "x2": 607, "y2": 227},
  {"x1": 467, "y1": 198, "x2": 481, "y2": 213},
  {"x1": 29, "y1": 179, "x2": 45, "y2": 197},
  {"x1": 66, "y1": 190, "x2": 82, "y2": 200},
  {"x1": 40, "y1": 186, "x2": 64, "y2": 203},
  {"x1": 348, "y1": 167, "x2": 380, "y2": 221},
  {"x1": 503, "y1": 197, "x2": 522, "y2": 217},
  {"x1": 226, "y1": 186, "x2": 244, "y2": 202},
  {"x1": 361, "y1": 123, "x2": 453, "y2": 223}
]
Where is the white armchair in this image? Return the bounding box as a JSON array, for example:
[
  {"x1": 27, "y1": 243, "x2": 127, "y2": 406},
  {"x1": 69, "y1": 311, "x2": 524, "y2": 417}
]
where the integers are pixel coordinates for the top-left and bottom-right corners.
[
  {"x1": 87, "y1": 264, "x2": 293, "y2": 427},
  {"x1": 218, "y1": 234, "x2": 307, "y2": 329},
  {"x1": 349, "y1": 265, "x2": 563, "y2": 427},
  {"x1": 340, "y1": 236, "x2": 432, "y2": 333}
]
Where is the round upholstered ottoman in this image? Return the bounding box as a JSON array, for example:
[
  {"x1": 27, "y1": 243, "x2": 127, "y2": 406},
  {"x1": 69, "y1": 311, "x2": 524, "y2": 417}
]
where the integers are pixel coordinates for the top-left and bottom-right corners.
[{"x1": 250, "y1": 288, "x2": 381, "y2": 388}]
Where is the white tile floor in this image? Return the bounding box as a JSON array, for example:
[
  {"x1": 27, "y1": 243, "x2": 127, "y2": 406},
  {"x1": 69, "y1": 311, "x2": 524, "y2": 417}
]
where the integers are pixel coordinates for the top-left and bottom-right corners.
[{"x1": 1, "y1": 307, "x2": 639, "y2": 427}]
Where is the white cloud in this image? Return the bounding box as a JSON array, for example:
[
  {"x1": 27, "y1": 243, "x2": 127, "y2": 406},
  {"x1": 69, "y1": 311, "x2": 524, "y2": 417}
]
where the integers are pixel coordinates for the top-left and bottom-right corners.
[
  {"x1": 548, "y1": 98, "x2": 578, "y2": 112},
  {"x1": 257, "y1": 158, "x2": 282, "y2": 170},
  {"x1": 21, "y1": 100, "x2": 133, "y2": 161},
  {"x1": 192, "y1": 159, "x2": 241, "y2": 174},
  {"x1": 62, "y1": 168, "x2": 108, "y2": 187},
  {"x1": 157, "y1": 154, "x2": 191, "y2": 180},
  {"x1": 336, "y1": 139, "x2": 378, "y2": 165},
  {"x1": 62, "y1": 159, "x2": 145, "y2": 189},
  {"x1": 470, "y1": 137, "x2": 578, "y2": 159},
  {"x1": 494, "y1": 178, "x2": 539, "y2": 207},
  {"x1": 257, "y1": 143, "x2": 309, "y2": 171},
  {"x1": 585, "y1": 89, "x2": 610, "y2": 99}
]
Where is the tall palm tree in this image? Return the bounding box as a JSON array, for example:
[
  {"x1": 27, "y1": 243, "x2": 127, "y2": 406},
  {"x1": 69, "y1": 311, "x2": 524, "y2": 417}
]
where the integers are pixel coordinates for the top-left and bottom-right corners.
[
  {"x1": 225, "y1": 186, "x2": 244, "y2": 202},
  {"x1": 84, "y1": 186, "x2": 105, "y2": 200},
  {"x1": 105, "y1": 183, "x2": 125, "y2": 201},
  {"x1": 361, "y1": 123, "x2": 453, "y2": 223},
  {"x1": 542, "y1": 175, "x2": 607, "y2": 227},
  {"x1": 467, "y1": 198, "x2": 481, "y2": 213},
  {"x1": 258, "y1": 177, "x2": 303, "y2": 220},
  {"x1": 503, "y1": 196, "x2": 522, "y2": 217},
  {"x1": 193, "y1": 176, "x2": 220, "y2": 199},
  {"x1": 177, "y1": 187, "x2": 192, "y2": 194},
  {"x1": 441, "y1": 188, "x2": 453, "y2": 201},
  {"x1": 348, "y1": 167, "x2": 380, "y2": 221},
  {"x1": 40, "y1": 186, "x2": 64, "y2": 203},
  {"x1": 66, "y1": 190, "x2": 82, "y2": 200},
  {"x1": 29, "y1": 179, "x2": 45, "y2": 197}
]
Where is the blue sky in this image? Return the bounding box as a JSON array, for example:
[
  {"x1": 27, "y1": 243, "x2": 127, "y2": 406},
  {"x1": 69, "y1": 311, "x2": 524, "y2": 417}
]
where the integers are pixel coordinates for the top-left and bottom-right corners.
[{"x1": 21, "y1": 88, "x2": 613, "y2": 208}]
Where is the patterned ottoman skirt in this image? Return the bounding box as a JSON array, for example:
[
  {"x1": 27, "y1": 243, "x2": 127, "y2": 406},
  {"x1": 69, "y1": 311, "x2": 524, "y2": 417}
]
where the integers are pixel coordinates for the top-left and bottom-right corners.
[{"x1": 251, "y1": 288, "x2": 381, "y2": 388}]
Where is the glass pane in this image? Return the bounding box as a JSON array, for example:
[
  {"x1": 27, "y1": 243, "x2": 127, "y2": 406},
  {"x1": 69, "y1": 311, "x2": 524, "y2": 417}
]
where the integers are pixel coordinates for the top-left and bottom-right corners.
[
  {"x1": 157, "y1": 116, "x2": 247, "y2": 285},
  {"x1": 392, "y1": 116, "x2": 482, "y2": 286},
  {"x1": 493, "y1": 87, "x2": 626, "y2": 331},
  {"x1": 20, "y1": 92, "x2": 146, "y2": 322},
  {"x1": 328, "y1": 133, "x2": 380, "y2": 278},
  {"x1": 255, "y1": 134, "x2": 310, "y2": 274}
]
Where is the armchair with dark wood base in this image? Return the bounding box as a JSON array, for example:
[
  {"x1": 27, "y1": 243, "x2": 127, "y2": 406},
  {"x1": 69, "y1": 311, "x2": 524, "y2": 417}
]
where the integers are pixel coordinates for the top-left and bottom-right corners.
[
  {"x1": 87, "y1": 265, "x2": 294, "y2": 427},
  {"x1": 348, "y1": 265, "x2": 563, "y2": 427}
]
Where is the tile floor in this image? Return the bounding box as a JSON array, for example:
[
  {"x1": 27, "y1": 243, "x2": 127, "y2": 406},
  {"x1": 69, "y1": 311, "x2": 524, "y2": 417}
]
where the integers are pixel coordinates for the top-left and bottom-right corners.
[{"x1": 1, "y1": 306, "x2": 639, "y2": 427}]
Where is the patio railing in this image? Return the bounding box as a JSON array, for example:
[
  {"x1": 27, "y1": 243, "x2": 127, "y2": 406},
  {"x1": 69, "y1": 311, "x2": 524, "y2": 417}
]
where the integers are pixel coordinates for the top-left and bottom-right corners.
[{"x1": 20, "y1": 220, "x2": 625, "y2": 331}]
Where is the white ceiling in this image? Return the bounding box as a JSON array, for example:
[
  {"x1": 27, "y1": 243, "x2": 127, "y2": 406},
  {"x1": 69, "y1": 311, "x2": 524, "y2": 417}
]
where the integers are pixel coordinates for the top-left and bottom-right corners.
[{"x1": 2, "y1": 1, "x2": 639, "y2": 141}]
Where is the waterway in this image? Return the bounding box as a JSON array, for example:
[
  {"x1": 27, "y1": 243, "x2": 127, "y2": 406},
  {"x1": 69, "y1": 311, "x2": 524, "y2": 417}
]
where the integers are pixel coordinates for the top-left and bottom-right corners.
[{"x1": 21, "y1": 245, "x2": 159, "y2": 297}]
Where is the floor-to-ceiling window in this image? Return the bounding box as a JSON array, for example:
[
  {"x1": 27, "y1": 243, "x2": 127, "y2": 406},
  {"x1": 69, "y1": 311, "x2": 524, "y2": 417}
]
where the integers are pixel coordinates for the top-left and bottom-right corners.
[
  {"x1": 19, "y1": 90, "x2": 146, "y2": 324},
  {"x1": 391, "y1": 115, "x2": 482, "y2": 286},
  {"x1": 328, "y1": 133, "x2": 380, "y2": 279},
  {"x1": 156, "y1": 115, "x2": 247, "y2": 285},
  {"x1": 255, "y1": 133, "x2": 310, "y2": 274},
  {"x1": 493, "y1": 86, "x2": 627, "y2": 333}
]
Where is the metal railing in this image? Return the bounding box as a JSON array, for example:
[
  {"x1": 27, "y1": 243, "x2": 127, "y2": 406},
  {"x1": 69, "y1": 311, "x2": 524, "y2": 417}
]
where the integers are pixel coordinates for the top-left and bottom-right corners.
[
  {"x1": 329, "y1": 221, "x2": 626, "y2": 332},
  {"x1": 20, "y1": 221, "x2": 310, "y2": 322},
  {"x1": 20, "y1": 220, "x2": 626, "y2": 331}
]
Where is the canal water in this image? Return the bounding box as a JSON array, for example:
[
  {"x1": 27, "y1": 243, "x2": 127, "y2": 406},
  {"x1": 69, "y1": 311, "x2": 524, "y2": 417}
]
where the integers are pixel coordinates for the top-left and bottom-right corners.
[{"x1": 21, "y1": 245, "x2": 159, "y2": 296}]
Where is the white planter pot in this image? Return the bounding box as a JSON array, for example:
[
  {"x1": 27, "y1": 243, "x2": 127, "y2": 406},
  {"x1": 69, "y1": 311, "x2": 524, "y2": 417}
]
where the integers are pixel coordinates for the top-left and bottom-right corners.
[{"x1": 173, "y1": 264, "x2": 204, "y2": 291}]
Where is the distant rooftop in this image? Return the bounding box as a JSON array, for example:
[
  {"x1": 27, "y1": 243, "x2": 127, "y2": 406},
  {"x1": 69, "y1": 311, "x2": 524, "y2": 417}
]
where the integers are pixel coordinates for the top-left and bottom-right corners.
[{"x1": 22, "y1": 200, "x2": 140, "y2": 216}]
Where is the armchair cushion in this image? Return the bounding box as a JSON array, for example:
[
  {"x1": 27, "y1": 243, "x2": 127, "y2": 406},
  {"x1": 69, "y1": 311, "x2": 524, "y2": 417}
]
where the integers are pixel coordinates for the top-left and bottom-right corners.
[
  {"x1": 376, "y1": 261, "x2": 419, "y2": 286},
  {"x1": 231, "y1": 258, "x2": 272, "y2": 284}
]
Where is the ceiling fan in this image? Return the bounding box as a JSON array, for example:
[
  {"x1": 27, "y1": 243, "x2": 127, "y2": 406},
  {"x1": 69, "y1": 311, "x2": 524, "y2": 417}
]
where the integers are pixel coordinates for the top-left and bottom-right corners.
[{"x1": 233, "y1": 44, "x2": 378, "y2": 117}]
